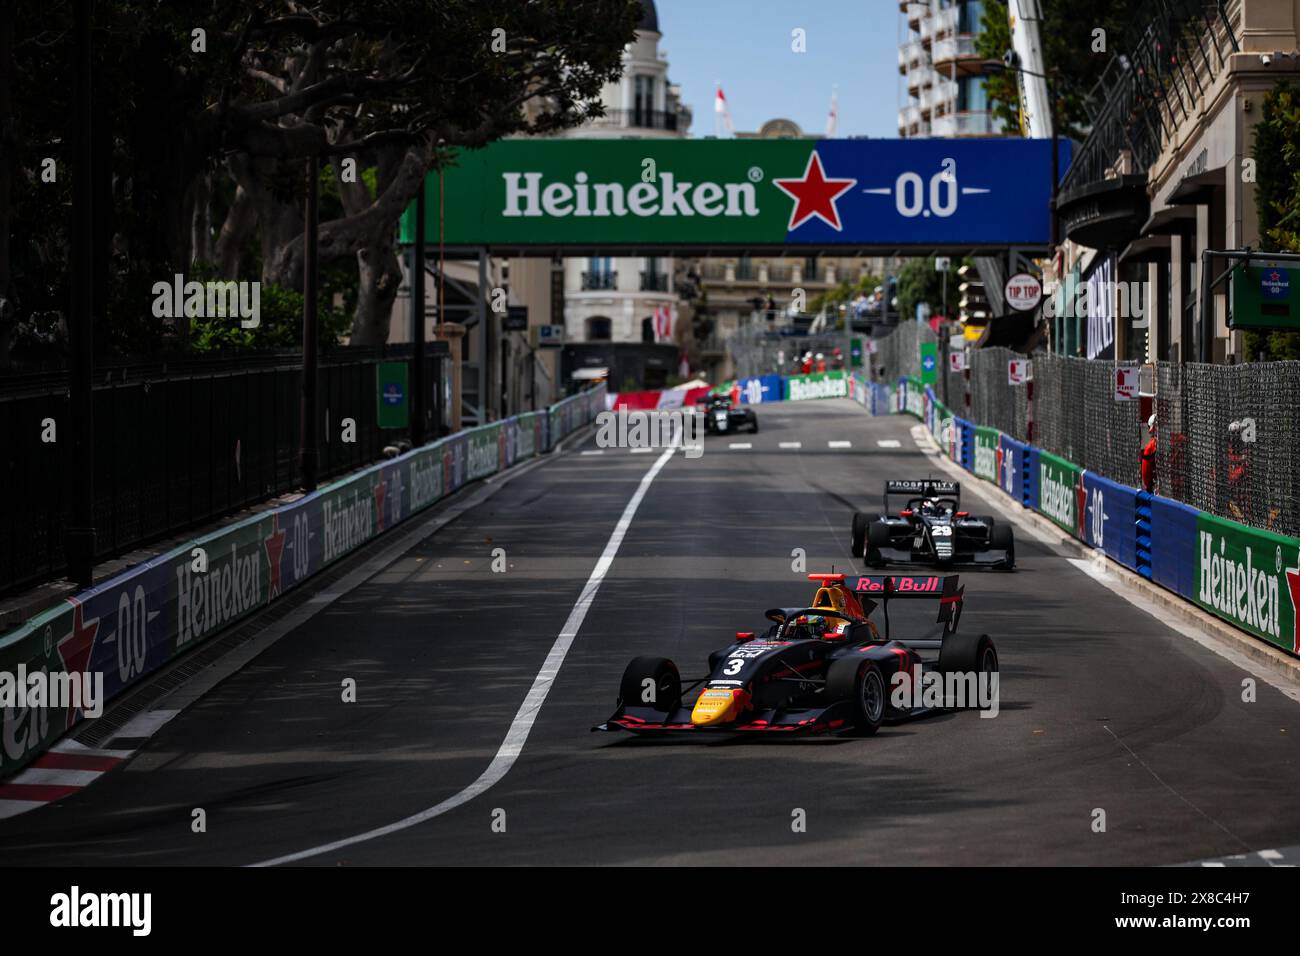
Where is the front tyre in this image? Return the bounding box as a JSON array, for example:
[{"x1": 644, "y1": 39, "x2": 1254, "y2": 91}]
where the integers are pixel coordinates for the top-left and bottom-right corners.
[
  {"x1": 866, "y1": 519, "x2": 891, "y2": 567},
  {"x1": 851, "y1": 512, "x2": 876, "y2": 557},
  {"x1": 618, "y1": 656, "x2": 681, "y2": 713},
  {"x1": 990, "y1": 523, "x2": 1015, "y2": 570},
  {"x1": 826, "y1": 658, "x2": 886, "y2": 735}
]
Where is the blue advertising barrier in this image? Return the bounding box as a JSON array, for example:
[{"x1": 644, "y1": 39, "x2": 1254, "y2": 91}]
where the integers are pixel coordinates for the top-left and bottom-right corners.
[
  {"x1": 1135, "y1": 490, "x2": 1154, "y2": 579},
  {"x1": 956, "y1": 418, "x2": 975, "y2": 472},
  {"x1": 998, "y1": 434, "x2": 1028, "y2": 502},
  {"x1": 1082, "y1": 471, "x2": 1139, "y2": 571},
  {"x1": 1023, "y1": 445, "x2": 1041, "y2": 511},
  {"x1": 735, "y1": 374, "x2": 783, "y2": 404},
  {"x1": 1150, "y1": 494, "x2": 1201, "y2": 600}
]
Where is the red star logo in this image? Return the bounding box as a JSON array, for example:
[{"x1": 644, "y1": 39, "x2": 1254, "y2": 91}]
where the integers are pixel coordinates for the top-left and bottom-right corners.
[
  {"x1": 1284, "y1": 551, "x2": 1300, "y2": 653},
  {"x1": 57, "y1": 599, "x2": 99, "y2": 728},
  {"x1": 263, "y1": 513, "x2": 287, "y2": 598},
  {"x1": 773, "y1": 151, "x2": 857, "y2": 232},
  {"x1": 374, "y1": 479, "x2": 388, "y2": 532}
]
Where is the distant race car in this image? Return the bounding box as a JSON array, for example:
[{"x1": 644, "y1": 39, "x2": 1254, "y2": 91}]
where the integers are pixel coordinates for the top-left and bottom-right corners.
[
  {"x1": 593, "y1": 572, "x2": 998, "y2": 736},
  {"x1": 697, "y1": 395, "x2": 758, "y2": 435},
  {"x1": 851, "y1": 479, "x2": 1015, "y2": 570}
]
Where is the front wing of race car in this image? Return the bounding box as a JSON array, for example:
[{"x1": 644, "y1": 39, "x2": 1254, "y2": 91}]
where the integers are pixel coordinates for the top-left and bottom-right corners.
[{"x1": 595, "y1": 700, "x2": 858, "y2": 735}]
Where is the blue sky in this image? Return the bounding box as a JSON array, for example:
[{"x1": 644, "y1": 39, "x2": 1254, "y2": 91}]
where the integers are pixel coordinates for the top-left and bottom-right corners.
[{"x1": 656, "y1": 0, "x2": 905, "y2": 140}]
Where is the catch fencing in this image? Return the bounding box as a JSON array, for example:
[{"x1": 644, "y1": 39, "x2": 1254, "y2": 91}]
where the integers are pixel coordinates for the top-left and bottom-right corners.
[
  {"x1": 871, "y1": 322, "x2": 1299, "y2": 538},
  {"x1": 1155, "y1": 361, "x2": 1300, "y2": 538},
  {"x1": 0, "y1": 346, "x2": 447, "y2": 597}
]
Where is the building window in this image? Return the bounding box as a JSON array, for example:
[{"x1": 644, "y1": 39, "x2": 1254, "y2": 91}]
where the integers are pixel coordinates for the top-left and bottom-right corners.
[
  {"x1": 634, "y1": 74, "x2": 656, "y2": 126},
  {"x1": 957, "y1": 76, "x2": 988, "y2": 112},
  {"x1": 586, "y1": 316, "x2": 612, "y2": 341}
]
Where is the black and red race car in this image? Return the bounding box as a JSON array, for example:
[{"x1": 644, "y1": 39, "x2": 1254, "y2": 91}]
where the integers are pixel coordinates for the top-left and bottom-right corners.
[{"x1": 593, "y1": 572, "x2": 998, "y2": 737}]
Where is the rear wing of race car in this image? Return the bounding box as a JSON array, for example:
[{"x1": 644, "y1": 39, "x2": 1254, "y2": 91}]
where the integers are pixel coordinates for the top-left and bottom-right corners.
[
  {"x1": 884, "y1": 479, "x2": 960, "y2": 511},
  {"x1": 850, "y1": 574, "x2": 964, "y2": 642}
]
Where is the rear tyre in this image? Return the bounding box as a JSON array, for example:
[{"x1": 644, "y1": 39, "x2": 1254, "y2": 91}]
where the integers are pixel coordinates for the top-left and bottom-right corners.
[
  {"x1": 826, "y1": 658, "x2": 886, "y2": 735},
  {"x1": 851, "y1": 512, "x2": 877, "y2": 557},
  {"x1": 990, "y1": 523, "x2": 1015, "y2": 570},
  {"x1": 866, "y1": 519, "x2": 891, "y2": 567},
  {"x1": 618, "y1": 656, "x2": 681, "y2": 713},
  {"x1": 936, "y1": 633, "x2": 998, "y2": 710}
]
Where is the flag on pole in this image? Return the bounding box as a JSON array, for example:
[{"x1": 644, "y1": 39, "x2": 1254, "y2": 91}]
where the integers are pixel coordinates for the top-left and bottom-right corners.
[
  {"x1": 825, "y1": 85, "x2": 839, "y2": 137},
  {"x1": 654, "y1": 304, "x2": 672, "y2": 341},
  {"x1": 714, "y1": 84, "x2": 735, "y2": 135}
]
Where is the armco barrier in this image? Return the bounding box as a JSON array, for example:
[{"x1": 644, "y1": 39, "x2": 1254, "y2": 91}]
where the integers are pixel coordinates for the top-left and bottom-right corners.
[
  {"x1": 894, "y1": 380, "x2": 1300, "y2": 659},
  {"x1": 1037, "y1": 449, "x2": 1083, "y2": 537},
  {"x1": 1150, "y1": 494, "x2": 1198, "y2": 600},
  {"x1": 736, "y1": 374, "x2": 783, "y2": 404},
  {"x1": 785, "y1": 370, "x2": 848, "y2": 402},
  {"x1": 1082, "y1": 471, "x2": 1139, "y2": 572},
  {"x1": 0, "y1": 386, "x2": 605, "y2": 781},
  {"x1": 973, "y1": 426, "x2": 999, "y2": 483},
  {"x1": 1193, "y1": 511, "x2": 1300, "y2": 655},
  {"x1": 998, "y1": 434, "x2": 1028, "y2": 502}
]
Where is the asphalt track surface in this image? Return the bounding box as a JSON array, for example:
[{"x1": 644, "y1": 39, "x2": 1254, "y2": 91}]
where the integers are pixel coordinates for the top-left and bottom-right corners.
[{"x1": 3, "y1": 399, "x2": 1300, "y2": 866}]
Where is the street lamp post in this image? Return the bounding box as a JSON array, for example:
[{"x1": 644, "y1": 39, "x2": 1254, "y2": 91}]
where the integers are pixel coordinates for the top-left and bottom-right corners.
[{"x1": 300, "y1": 153, "x2": 320, "y2": 492}]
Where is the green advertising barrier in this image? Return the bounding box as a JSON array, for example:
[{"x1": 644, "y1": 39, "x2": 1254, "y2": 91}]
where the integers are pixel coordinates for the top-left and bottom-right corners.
[
  {"x1": 785, "y1": 370, "x2": 848, "y2": 401},
  {"x1": 1194, "y1": 512, "x2": 1300, "y2": 653},
  {"x1": 1037, "y1": 449, "x2": 1081, "y2": 534},
  {"x1": 974, "y1": 426, "x2": 999, "y2": 482}
]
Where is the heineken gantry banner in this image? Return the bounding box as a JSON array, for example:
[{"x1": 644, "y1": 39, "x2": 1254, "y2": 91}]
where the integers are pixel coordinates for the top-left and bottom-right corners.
[
  {"x1": 403, "y1": 138, "x2": 1070, "y2": 250},
  {"x1": 785, "y1": 371, "x2": 848, "y2": 401}
]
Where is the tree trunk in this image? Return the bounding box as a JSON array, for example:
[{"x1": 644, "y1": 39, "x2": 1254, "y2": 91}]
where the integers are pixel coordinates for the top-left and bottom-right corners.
[
  {"x1": 214, "y1": 183, "x2": 256, "y2": 279},
  {"x1": 0, "y1": 5, "x2": 14, "y2": 367}
]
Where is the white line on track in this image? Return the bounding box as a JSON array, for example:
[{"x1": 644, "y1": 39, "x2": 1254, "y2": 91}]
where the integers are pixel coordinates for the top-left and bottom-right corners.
[
  {"x1": 580, "y1": 450, "x2": 604, "y2": 456},
  {"x1": 251, "y1": 445, "x2": 678, "y2": 867},
  {"x1": 779, "y1": 441, "x2": 801, "y2": 449},
  {"x1": 877, "y1": 439, "x2": 901, "y2": 448},
  {"x1": 828, "y1": 440, "x2": 851, "y2": 449},
  {"x1": 728, "y1": 442, "x2": 752, "y2": 450}
]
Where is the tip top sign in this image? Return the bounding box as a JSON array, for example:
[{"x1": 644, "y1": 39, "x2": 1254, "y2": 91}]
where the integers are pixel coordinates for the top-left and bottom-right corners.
[{"x1": 1005, "y1": 273, "x2": 1043, "y2": 312}]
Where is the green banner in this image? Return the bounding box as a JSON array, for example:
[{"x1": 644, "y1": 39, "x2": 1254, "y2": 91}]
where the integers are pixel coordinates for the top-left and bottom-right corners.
[
  {"x1": 974, "y1": 426, "x2": 999, "y2": 482},
  {"x1": 785, "y1": 371, "x2": 848, "y2": 401},
  {"x1": 1230, "y1": 260, "x2": 1300, "y2": 329},
  {"x1": 376, "y1": 361, "x2": 409, "y2": 429},
  {"x1": 1037, "y1": 449, "x2": 1081, "y2": 533},
  {"x1": 919, "y1": 342, "x2": 938, "y2": 385},
  {"x1": 1194, "y1": 512, "x2": 1300, "y2": 652}
]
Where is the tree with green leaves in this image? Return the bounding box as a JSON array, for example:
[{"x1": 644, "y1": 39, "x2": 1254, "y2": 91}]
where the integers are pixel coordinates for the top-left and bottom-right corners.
[
  {"x1": 0, "y1": 0, "x2": 641, "y2": 363},
  {"x1": 1245, "y1": 81, "x2": 1300, "y2": 361}
]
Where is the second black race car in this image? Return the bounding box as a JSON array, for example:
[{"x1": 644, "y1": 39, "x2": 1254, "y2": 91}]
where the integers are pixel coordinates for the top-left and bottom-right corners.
[
  {"x1": 851, "y1": 479, "x2": 1015, "y2": 570},
  {"x1": 697, "y1": 395, "x2": 758, "y2": 435}
]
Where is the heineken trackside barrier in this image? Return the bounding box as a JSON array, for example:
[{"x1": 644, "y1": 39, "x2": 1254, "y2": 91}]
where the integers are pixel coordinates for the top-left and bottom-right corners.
[
  {"x1": 1082, "y1": 471, "x2": 1139, "y2": 572},
  {"x1": 785, "y1": 371, "x2": 848, "y2": 402},
  {"x1": 1194, "y1": 512, "x2": 1300, "y2": 654},
  {"x1": 1151, "y1": 494, "x2": 1200, "y2": 600},
  {"x1": 736, "y1": 374, "x2": 782, "y2": 404},
  {"x1": 0, "y1": 390, "x2": 603, "y2": 781},
  {"x1": 998, "y1": 434, "x2": 1034, "y2": 507},
  {"x1": 973, "y1": 426, "x2": 999, "y2": 483},
  {"x1": 1037, "y1": 449, "x2": 1084, "y2": 537}
]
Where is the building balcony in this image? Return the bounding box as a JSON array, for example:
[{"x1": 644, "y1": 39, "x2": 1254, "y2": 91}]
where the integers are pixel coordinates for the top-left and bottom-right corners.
[
  {"x1": 905, "y1": 64, "x2": 936, "y2": 96},
  {"x1": 903, "y1": 1, "x2": 928, "y2": 30},
  {"x1": 902, "y1": 40, "x2": 926, "y2": 73},
  {"x1": 920, "y1": 5, "x2": 957, "y2": 44},
  {"x1": 899, "y1": 104, "x2": 923, "y2": 132},
  {"x1": 639, "y1": 271, "x2": 671, "y2": 292},
  {"x1": 588, "y1": 109, "x2": 683, "y2": 132},
  {"x1": 919, "y1": 80, "x2": 956, "y2": 114},
  {"x1": 931, "y1": 34, "x2": 987, "y2": 75},
  {"x1": 930, "y1": 110, "x2": 998, "y2": 138},
  {"x1": 580, "y1": 271, "x2": 618, "y2": 291}
]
